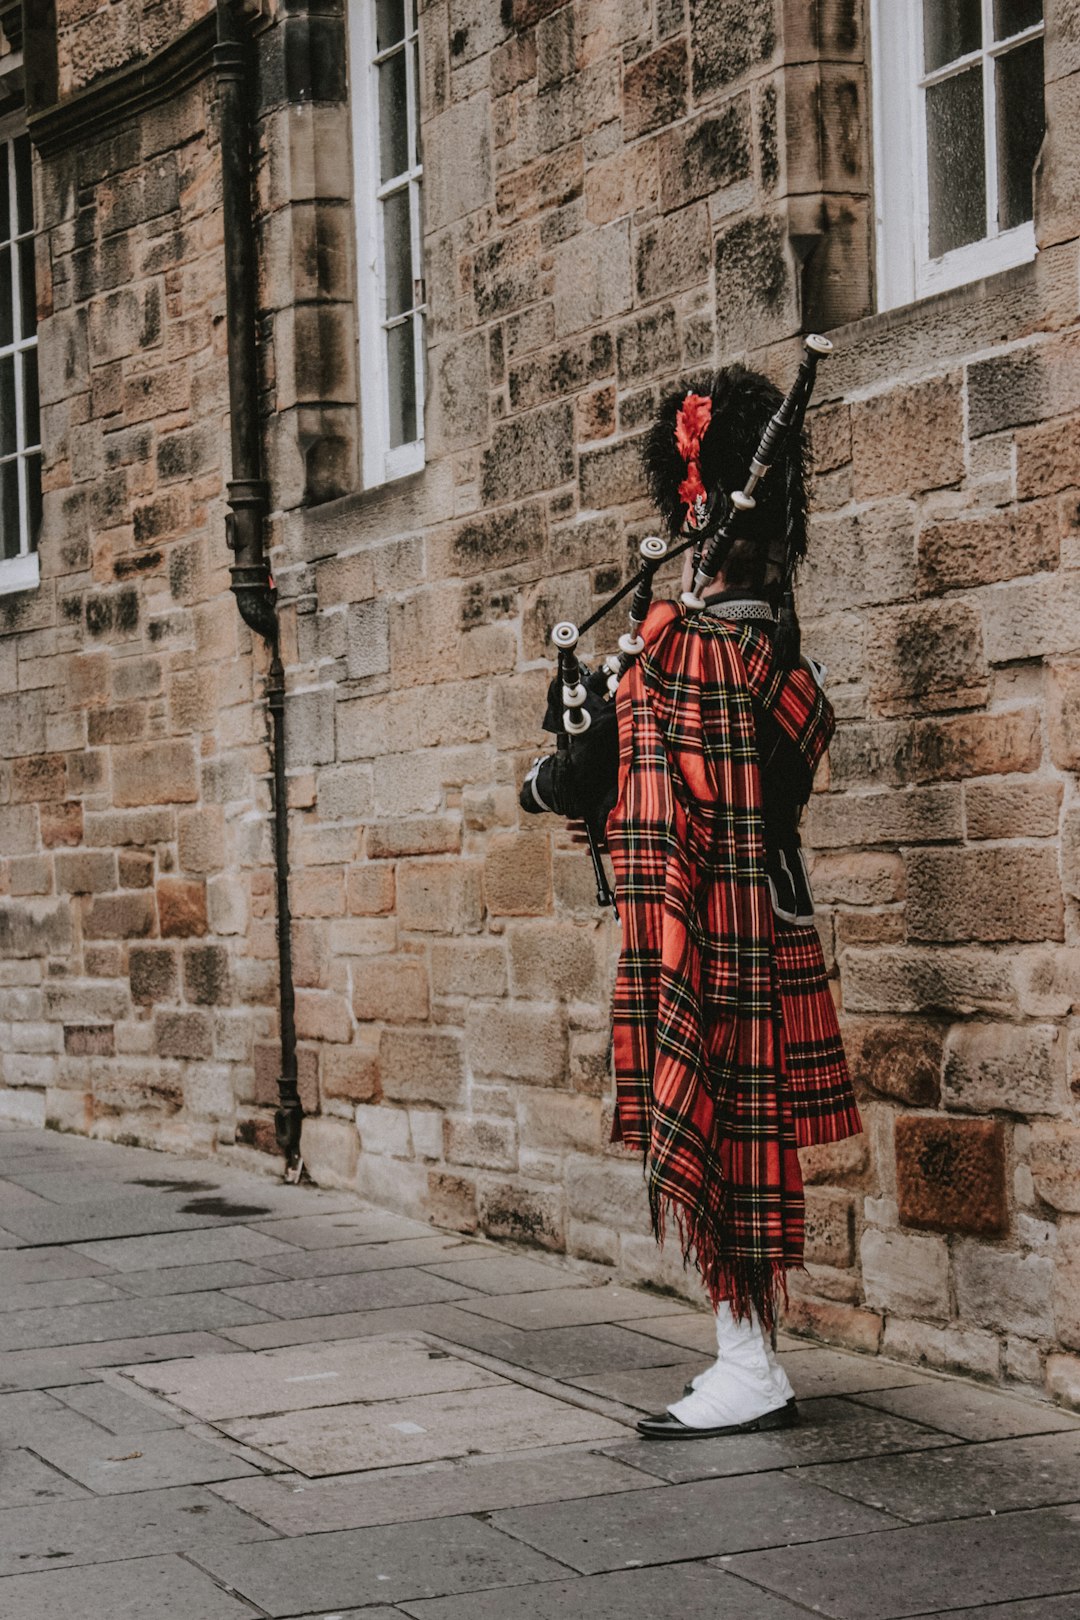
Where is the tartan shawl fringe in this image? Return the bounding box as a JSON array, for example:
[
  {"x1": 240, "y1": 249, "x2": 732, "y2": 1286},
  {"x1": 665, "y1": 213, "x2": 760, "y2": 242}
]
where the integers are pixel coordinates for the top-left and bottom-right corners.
[{"x1": 607, "y1": 603, "x2": 860, "y2": 1325}]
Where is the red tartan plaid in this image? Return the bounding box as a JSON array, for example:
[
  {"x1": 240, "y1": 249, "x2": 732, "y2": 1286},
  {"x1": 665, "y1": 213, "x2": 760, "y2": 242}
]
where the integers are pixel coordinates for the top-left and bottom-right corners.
[{"x1": 606, "y1": 601, "x2": 861, "y2": 1326}]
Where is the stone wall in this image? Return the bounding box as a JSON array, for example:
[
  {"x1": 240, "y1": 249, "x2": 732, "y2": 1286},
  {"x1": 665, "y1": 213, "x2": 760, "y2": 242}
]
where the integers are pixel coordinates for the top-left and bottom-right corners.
[{"x1": 1, "y1": 0, "x2": 1079, "y2": 1407}]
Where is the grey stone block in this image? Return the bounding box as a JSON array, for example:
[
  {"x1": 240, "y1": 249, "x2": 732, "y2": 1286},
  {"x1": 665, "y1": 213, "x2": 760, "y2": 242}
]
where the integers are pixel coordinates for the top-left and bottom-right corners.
[
  {"x1": 455, "y1": 1284, "x2": 683, "y2": 1332},
  {"x1": 247, "y1": 1209, "x2": 434, "y2": 1249},
  {"x1": 0, "y1": 1554, "x2": 260, "y2": 1620},
  {"x1": 110, "y1": 1260, "x2": 283, "y2": 1296},
  {"x1": 0, "y1": 1289, "x2": 271, "y2": 1353},
  {"x1": 222, "y1": 1268, "x2": 472, "y2": 1321},
  {"x1": 600, "y1": 1397, "x2": 959, "y2": 1483},
  {"x1": 491, "y1": 1474, "x2": 898, "y2": 1574},
  {"x1": 251, "y1": 1236, "x2": 494, "y2": 1280},
  {"x1": 798, "y1": 1430, "x2": 1080, "y2": 1524},
  {"x1": 197, "y1": 1516, "x2": 571, "y2": 1613},
  {"x1": 0, "y1": 1276, "x2": 123, "y2": 1313},
  {"x1": 399, "y1": 1562, "x2": 816, "y2": 1620},
  {"x1": 214, "y1": 1448, "x2": 653, "y2": 1534},
  {"x1": 0, "y1": 1331, "x2": 243, "y2": 1388},
  {"x1": 850, "y1": 1381, "x2": 1080, "y2": 1441},
  {"x1": 53, "y1": 1381, "x2": 182, "y2": 1433},
  {"x1": 77, "y1": 1225, "x2": 296, "y2": 1272},
  {"x1": 0, "y1": 1484, "x2": 275, "y2": 1578},
  {"x1": 0, "y1": 1246, "x2": 113, "y2": 1285},
  {"x1": 725, "y1": 1508, "x2": 1080, "y2": 1619},
  {"x1": 0, "y1": 1449, "x2": 89, "y2": 1510},
  {"x1": 568, "y1": 1362, "x2": 712, "y2": 1412},
  {"x1": 420, "y1": 1255, "x2": 582, "y2": 1296},
  {"x1": 30, "y1": 1424, "x2": 258, "y2": 1494}
]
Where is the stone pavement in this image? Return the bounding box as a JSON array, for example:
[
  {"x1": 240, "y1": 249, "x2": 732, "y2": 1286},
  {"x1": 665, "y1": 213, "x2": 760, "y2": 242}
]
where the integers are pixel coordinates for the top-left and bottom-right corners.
[{"x1": 0, "y1": 1124, "x2": 1079, "y2": 1619}]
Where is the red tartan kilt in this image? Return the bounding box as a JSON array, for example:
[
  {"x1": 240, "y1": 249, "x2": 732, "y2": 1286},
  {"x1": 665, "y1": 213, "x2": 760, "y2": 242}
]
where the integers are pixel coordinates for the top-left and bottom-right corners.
[{"x1": 774, "y1": 921, "x2": 862, "y2": 1148}]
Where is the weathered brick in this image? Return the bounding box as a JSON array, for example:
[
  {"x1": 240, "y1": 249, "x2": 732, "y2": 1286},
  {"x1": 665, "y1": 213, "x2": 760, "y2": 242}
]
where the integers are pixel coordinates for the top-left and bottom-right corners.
[
  {"x1": 917, "y1": 501, "x2": 1060, "y2": 594},
  {"x1": 484, "y1": 833, "x2": 552, "y2": 916},
  {"x1": 623, "y1": 38, "x2": 688, "y2": 141},
  {"x1": 905, "y1": 846, "x2": 1063, "y2": 944},
  {"x1": 851, "y1": 376, "x2": 965, "y2": 500},
  {"x1": 867, "y1": 600, "x2": 987, "y2": 717},
  {"x1": 397, "y1": 859, "x2": 483, "y2": 934},
  {"x1": 954, "y1": 1242, "x2": 1054, "y2": 1339},
  {"x1": 380, "y1": 1028, "x2": 466, "y2": 1107},
  {"x1": 466, "y1": 1001, "x2": 567, "y2": 1085},
  {"x1": 965, "y1": 777, "x2": 1062, "y2": 841},
  {"x1": 158, "y1": 878, "x2": 208, "y2": 939},
  {"x1": 352, "y1": 956, "x2": 430, "y2": 1023},
  {"x1": 860, "y1": 1226, "x2": 949, "y2": 1319},
  {"x1": 843, "y1": 1018, "x2": 943, "y2": 1106},
  {"x1": 478, "y1": 1176, "x2": 563, "y2": 1248},
  {"x1": 895, "y1": 1115, "x2": 1008, "y2": 1237},
  {"x1": 83, "y1": 892, "x2": 155, "y2": 940},
  {"x1": 112, "y1": 740, "x2": 197, "y2": 807}
]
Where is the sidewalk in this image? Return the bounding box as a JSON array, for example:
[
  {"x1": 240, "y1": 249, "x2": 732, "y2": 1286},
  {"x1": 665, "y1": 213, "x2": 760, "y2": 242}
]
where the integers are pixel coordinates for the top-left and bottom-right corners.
[{"x1": 0, "y1": 1124, "x2": 1078, "y2": 1619}]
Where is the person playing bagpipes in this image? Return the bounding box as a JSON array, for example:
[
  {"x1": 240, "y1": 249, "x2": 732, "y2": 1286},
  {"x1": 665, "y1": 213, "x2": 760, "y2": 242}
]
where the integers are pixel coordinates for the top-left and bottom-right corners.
[{"x1": 521, "y1": 341, "x2": 862, "y2": 1440}]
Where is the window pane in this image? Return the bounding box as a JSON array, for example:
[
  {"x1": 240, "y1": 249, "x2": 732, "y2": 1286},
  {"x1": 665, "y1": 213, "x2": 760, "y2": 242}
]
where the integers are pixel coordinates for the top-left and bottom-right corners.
[
  {"x1": 0, "y1": 355, "x2": 14, "y2": 457},
  {"x1": 997, "y1": 38, "x2": 1045, "y2": 229},
  {"x1": 376, "y1": 0, "x2": 404, "y2": 51},
  {"x1": 923, "y1": 0, "x2": 982, "y2": 71},
  {"x1": 383, "y1": 188, "x2": 413, "y2": 318},
  {"x1": 18, "y1": 238, "x2": 35, "y2": 339},
  {"x1": 25, "y1": 453, "x2": 41, "y2": 553},
  {"x1": 926, "y1": 66, "x2": 987, "y2": 257},
  {"x1": 0, "y1": 246, "x2": 11, "y2": 347},
  {"x1": 0, "y1": 458, "x2": 19, "y2": 559},
  {"x1": 22, "y1": 348, "x2": 39, "y2": 450},
  {"x1": 0, "y1": 148, "x2": 9, "y2": 246},
  {"x1": 379, "y1": 49, "x2": 409, "y2": 182},
  {"x1": 14, "y1": 136, "x2": 32, "y2": 236},
  {"x1": 994, "y1": 0, "x2": 1042, "y2": 39},
  {"x1": 386, "y1": 318, "x2": 417, "y2": 448}
]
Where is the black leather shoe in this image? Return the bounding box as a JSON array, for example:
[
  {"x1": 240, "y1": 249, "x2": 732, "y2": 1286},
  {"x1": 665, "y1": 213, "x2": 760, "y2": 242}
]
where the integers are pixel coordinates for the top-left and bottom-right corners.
[{"x1": 636, "y1": 1398, "x2": 799, "y2": 1440}]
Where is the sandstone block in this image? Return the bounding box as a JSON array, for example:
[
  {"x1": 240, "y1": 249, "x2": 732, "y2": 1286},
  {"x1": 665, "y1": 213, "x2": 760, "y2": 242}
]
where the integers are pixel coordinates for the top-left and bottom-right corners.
[
  {"x1": 183, "y1": 944, "x2": 232, "y2": 1007},
  {"x1": 781, "y1": 1296, "x2": 884, "y2": 1353},
  {"x1": 352, "y1": 956, "x2": 430, "y2": 1023},
  {"x1": 472, "y1": 223, "x2": 542, "y2": 322},
  {"x1": 806, "y1": 785, "x2": 962, "y2": 848},
  {"x1": 54, "y1": 851, "x2": 117, "y2": 894},
  {"x1": 430, "y1": 939, "x2": 508, "y2": 998},
  {"x1": 843, "y1": 947, "x2": 1016, "y2": 1017},
  {"x1": 380, "y1": 1027, "x2": 466, "y2": 1107},
  {"x1": 553, "y1": 220, "x2": 632, "y2": 338},
  {"x1": 112, "y1": 740, "x2": 198, "y2": 807},
  {"x1": 290, "y1": 868, "x2": 346, "y2": 919},
  {"x1": 983, "y1": 572, "x2": 1080, "y2": 664},
  {"x1": 344, "y1": 599, "x2": 391, "y2": 680},
  {"x1": 867, "y1": 600, "x2": 986, "y2": 716},
  {"x1": 397, "y1": 859, "x2": 483, "y2": 934},
  {"x1": 809, "y1": 852, "x2": 905, "y2": 906},
  {"x1": 578, "y1": 433, "x2": 648, "y2": 508},
  {"x1": 347, "y1": 863, "x2": 396, "y2": 916},
  {"x1": 802, "y1": 1188, "x2": 854, "y2": 1268},
  {"x1": 1053, "y1": 1218, "x2": 1080, "y2": 1350},
  {"x1": 917, "y1": 500, "x2": 1059, "y2": 594},
  {"x1": 154, "y1": 1010, "x2": 213, "y2": 1061},
  {"x1": 158, "y1": 879, "x2": 209, "y2": 939},
  {"x1": 480, "y1": 400, "x2": 575, "y2": 505},
  {"x1": 366, "y1": 818, "x2": 462, "y2": 860},
  {"x1": 954, "y1": 1241, "x2": 1054, "y2": 1338},
  {"x1": 321, "y1": 1040, "x2": 380, "y2": 1104},
  {"x1": 1028, "y1": 1122, "x2": 1080, "y2": 1214},
  {"x1": 616, "y1": 304, "x2": 677, "y2": 387},
  {"x1": 944, "y1": 1022, "x2": 1064, "y2": 1116},
  {"x1": 851, "y1": 375, "x2": 964, "y2": 500},
  {"x1": 444, "y1": 1112, "x2": 518, "y2": 1170},
  {"x1": 83, "y1": 893, "x2": 155, "y2": 941},
  {"x1": 797, "y1": 1133, "x2": 869, "y2": 1185},
  {"x1": 119, "y1": 852, "x2": 154, "y2": 890},
  {"x1": 843, "y1": 1018, "x2": 943, "y2": 1106},
  {"x1": 507, "y1": 336, "x2": 613, "y2": 415},
  {"x1": 301, "y1": 1115, "x2": 360, "y2": 1189},
  {"x1": 518, "y1": 1090, "x2": 603, "y2": 1154},
  {"x1": 965, "y1": 777, "x2": 1062, "y2": 841},
  {"x1": 1015, "y1": 411, "x2": 1080, "y2": 498},
  {"x1": 466, "y1": 1001, "x2": 567, "y2": 1085},
  {"x1": 860, "y1": 1225, "x2": 950, "y2": 1319},
  {"x1": 12, "y1": 753, "x2": 66, "y2": 802},
  {"x1": 1047, "y1": 1353, "x2": 1080, "y2": 1410},
  {"x1": 40, "y1": 801, "x2": 83, "y2": 849},
  {"x1": 355, "y1": 1102, "x2": 412, "y2": 1158},
  {"x1": 905, "y1": 846, "x2": 1063, "y2": 944},
  {"x1": 63, "y1": 1024, "x2": 115, "y2": 1057},
  {"x1": 967, "y1": 330, "x2": 1080, "y2": 438},
  {"x1": 690, "y1": 0, "x2": 774, "y2": 96},
  {"x1": 177, "y1": 807, "x2": 226, "y2": 876},
  {"x1": 508, "y1": 922, "x2": 610, "y2": 1001},
  {"x1": 623, "y1": 38, "x2": 688, "y2": 140},
  {"x1": 565, "y1": 1156, "x2": 650, "y2": 1226},
  {"x1": 426, "y1": 1169, "x2": 478, "y2": 1231},
  {"x1": 208, "y1": 876, "x2": 248, "y2": 937},
  {"x1": 478, "y1": 1176, "x2": 564, "y2": 1248},
  {"x1": 447, "y1": 501, "x2": 547, "y2": 578},
  {"x1": 802, "y1": 505, "x2": 916, "y2": 618},
  {"x1": 425, "y1": 91, "x2": 492, "y2": 230},
  {"x1": 1047, "y1": 659, "x2": 1080, "y2": 770},
  {"x1": 484, "y1": 833, "x2": 553, "y2": 916},
  {"x1": 896, "y1": 1114, "x2": 1007, "y2": 1237},
  {"x1": 129, "y1": 946, "x2": 177, "y2": 1006},
  {"x1": 714, "y1": 211, "x2": 796, "y2": 351}
]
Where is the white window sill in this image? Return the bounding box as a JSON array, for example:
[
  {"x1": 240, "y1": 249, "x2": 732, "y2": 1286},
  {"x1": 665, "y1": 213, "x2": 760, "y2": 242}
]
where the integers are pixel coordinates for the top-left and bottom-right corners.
[
  {"x1": 365, "y1": 438, "x2": 425, "y2": 489},
  {"x1": 0, "y1": 552, "x2": 39, "y2": 596}
]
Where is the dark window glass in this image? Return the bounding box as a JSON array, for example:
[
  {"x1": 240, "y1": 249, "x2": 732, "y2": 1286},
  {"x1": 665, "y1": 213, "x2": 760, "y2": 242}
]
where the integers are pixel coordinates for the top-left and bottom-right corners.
[
  {"x1": 0, "y1": 355, "x2": 14, "y2": 457},
  {"x1": 14, "y1": 135, "x2": 32, "y2": 236},
  {"x1": 0, "y1": 459, "x2": 18, "y2": 560},
  {"x1": 376, "y1": 0, "x2": 403, "y2": 52},
  {"x1": 383, "y1": 187, "x2": 413, "y2": 318},
  {"x1": 379, "y1": 49, "x2": 409, "y2": 182},
  {"x1": 25, "y1": 453, "x2": 41, "y2": 552},
  {"x1": 997, "y1": 38, "x2": 1046, "y2": 228},
  {"x1": 994, "y1": 0, "x2": 1042, "y2": 38},
  {"x1": 926, "y1": 65, "x2": 987, "y2": 256},
  {"x1": 22, "y1": 348, "x2": 39, "y2": 448},
  {"x1": 923, "y1": 0, "x2": 982, "y2": 71},
  {"x1": 0, "y1": 245, "x2": 11, "y2": 347},
  {"x1": 0, "y1": 153, "x2": 9, "y2": 246},
  {"x1": 18, "y1": 237, "x2": 35, "y2": 338},
  {"x1": 387, "y1": 319, "x2": 416, "y2": 448}
]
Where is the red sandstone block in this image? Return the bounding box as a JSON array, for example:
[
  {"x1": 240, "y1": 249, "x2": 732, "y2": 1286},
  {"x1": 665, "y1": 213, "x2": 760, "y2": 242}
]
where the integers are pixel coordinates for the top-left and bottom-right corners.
[
  {"x1": 842, "y1": 1017, "x2": 943, "y2": 1106},
  {"x1": 896, "y1": 1115, "x2": 1007, "y2": 1237},
  {"x1": 84, "y1": 892, "x2": 155, "y2": 940},
  {"x1": 112, "y1": 740, "x2": 198, "y2": 807},
  {"x1": 12, "y1": 754, "x2": 66, "y2": 802},
  {"x1": 40, "y1": 802, "x2": 84, "y2": 849},
  {"x1": 157, "y1": 878, "x2": 208, "y2": 939},
  {"x1": 352, "y1": 957, "x2": 429, "y2": 1024}
]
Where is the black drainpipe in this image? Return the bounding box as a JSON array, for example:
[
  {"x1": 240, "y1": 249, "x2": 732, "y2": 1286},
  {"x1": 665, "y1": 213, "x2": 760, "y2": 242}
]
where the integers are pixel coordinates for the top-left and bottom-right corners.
[{"x1": 214, "y1": 0, "x2": 303, "y2": 1178}]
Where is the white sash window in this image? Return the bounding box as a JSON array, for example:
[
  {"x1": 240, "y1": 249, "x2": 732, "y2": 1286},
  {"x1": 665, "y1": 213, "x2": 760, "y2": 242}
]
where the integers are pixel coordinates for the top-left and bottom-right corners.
[
  {"x1": 872, "y1": 0, "x2": 1045, "y2": 311},
  {"x1": 348, "y1": 0, "x2": 425, "y2": 487},
  {"x1": 0, "y1": 121, "x2": 40, "y2": 595}
]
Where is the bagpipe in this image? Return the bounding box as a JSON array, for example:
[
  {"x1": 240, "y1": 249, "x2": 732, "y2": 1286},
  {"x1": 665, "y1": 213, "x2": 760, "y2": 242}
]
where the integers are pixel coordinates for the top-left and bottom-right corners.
[{"x1": 520, "y1": 334, "x2": 834, "y2": 912}]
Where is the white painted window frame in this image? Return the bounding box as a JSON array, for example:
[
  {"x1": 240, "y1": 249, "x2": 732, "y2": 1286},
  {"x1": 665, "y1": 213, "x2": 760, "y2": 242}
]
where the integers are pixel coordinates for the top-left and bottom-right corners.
[
  {"x1": 872, "y1": 0, "x2": 1043, "y2": 312},
  {"x1": 0, "y1": 108, "x2": 39, "y2": 596},
  {"x1": 347, "y1": 0, "x2": 426, "y2": 489}
]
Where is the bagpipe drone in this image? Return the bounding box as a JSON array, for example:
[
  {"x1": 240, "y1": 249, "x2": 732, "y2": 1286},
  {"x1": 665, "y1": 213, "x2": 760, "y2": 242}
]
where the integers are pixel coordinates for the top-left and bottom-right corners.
[{"x1": 519, "y1": 334, "x2": 834, "y2": 911}]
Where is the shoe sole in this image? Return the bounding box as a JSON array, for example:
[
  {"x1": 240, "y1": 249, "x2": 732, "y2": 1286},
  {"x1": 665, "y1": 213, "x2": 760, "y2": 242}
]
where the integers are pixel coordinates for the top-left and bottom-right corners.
[{"x1": 637, "y1": 1398, "x2": 799, "y2": 1441}]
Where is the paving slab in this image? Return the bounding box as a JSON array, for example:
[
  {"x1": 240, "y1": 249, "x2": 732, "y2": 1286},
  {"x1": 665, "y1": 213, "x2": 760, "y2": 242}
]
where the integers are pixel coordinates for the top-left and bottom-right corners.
[
  {"x1": 849, "y1": 1381, "x2": 1080, "y2": 1441},
  {"x1": 0, "y1": 1449, "x2": 90, "y2": 1510},
  {"x1": 30, "y1": 1421, "x2": 259, "y2": 1493},
  {"x1": 602, "y1": 1397, "x2": 957, "y2": 1483},
  {"x1": 491, "y1": 1472, "x2": 898, "y2": 1573},
  {"x1": 0, "y1": 1386, "x2": 70, "y2": 1441},
  {"x1": 0, "y1": 1197, "x2": 248, "y2": 1246},
  {"x1": 248, "y1": 1211, "x2": 435, "y2": 1248},
  {"x1": 913, "y1": 1598, "x2": 1080, "y2": 1619},
  {"x1": 614, "y1": 1312, "x2": 720, "y2": 1355},
  {"x1": 399, "y1": 1561, "x2": 817, "y2": 1620},
  {"x1": 219, "y1": 1382, "x2": 628, "y2": 1474},
  {"x1": 76, "y1": 1225, "x2": 297, "y2": 1271},
  {"x1": 0, "y1": 1330, "x2": 243, "y2": 1389},
  {"x1": 197, "y1": 1515, "x2": 571, "y2": 1614},
  {"x1": 252, "y1": 1237, "x2": 496, "y2": 1280},
  {"x1": 127, "y1": 1336, "x2": 506, "y2": 1420},
  {"x1": 212, "y1": 1447, "x2": 655, "y2": 1533},
  {"x1": 0, "y1": 1553, "x2": 260, "y2": 1620},
  {"x1": 53, "y1": 1380, "x2": 183, "y2": 1433},
  {"x1": 723, "y1": 1507, "x2": 1080, "y2": 1618},
  {"x1": 0, "y1": 1484, "x2": 277, "y2": 1577},
  {"x1": 419, "y1": 1255, "x2": 589, "y2": 1294},
  {"x1": 415, "y1": 1311, "x2": 694, "y2": 1378},
  {"x1": 798, "y1": 1429, "x2": 1080, "y2": 1523},
  {"x1": 780, "y1": 1346, "x2": 931, "y2": 1400},
  {"x1": 222, "y1": 1268, "x2": 474, "y2": 1320},
  {"x1": 109, "y1": 1259, "x2": 285, "y2": 1296},
  {"x1": 0, "y1": 1246, "x2": 114, "y2": 1285},
  {"x1": 452, "y1": 1284, "x2": 683, "y2": 1331},
  {"x1": 0, "y1": 1288, "x2": 272, "y2": 1352},
  {"x1": 568, "y1": 1361, "x2": 703, "y2": 1411},
  {"x1": 218, "y1": 1303, "x2": 469, "y2": 1351},
  {"x1": 0, "y1": 1275, "x2": 125, "y2": 1313}
]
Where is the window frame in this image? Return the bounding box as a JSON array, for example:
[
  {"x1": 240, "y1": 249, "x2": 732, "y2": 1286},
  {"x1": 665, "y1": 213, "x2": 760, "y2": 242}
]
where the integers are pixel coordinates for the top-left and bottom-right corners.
[
  {"x1": 0, "y1": 107, "x2": 40, "y2": 597},
  {"x1": 871, "y1": 0, "x2": 1044, "y2": 312},
  {"x1": 347, "y1": 0, "x2": 426, "y2": 490}
]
